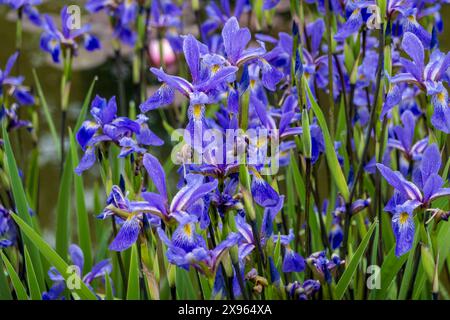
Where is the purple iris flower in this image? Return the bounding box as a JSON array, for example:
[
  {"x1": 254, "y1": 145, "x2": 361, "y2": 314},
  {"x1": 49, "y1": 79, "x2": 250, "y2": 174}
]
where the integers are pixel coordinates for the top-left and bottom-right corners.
[
  {"x1": 75, "y1": 96, "x2": 163, "y2": 174},
  {"x1": 383, "y1": 32, "x2": 450, "y2": 132},
  {"x1": 201, "y1": 0, "x2": 249, "y2": 39},
  {"x1": 98, "y1": 185, "x2": 161, "y2": 252},
  {"x1": 157, "y1": 216, "x2": 239, "y2": 276},
  {"x1": 150, "y1": 0, "x2": 182, "y2": 29},
  {"x1": 142, "y1": 153, "x2": 218, "y2": 223},
  {"x1": 222, "y1": 17, "x2": 282, "y2": 91},
  {"x1": 0, "y1": 206, "x2": 16, "y2": 248},
  {"x1": 40, "y1": 7, "x2": 101, "y2": 63},
  {"x1": 286, "y1": 279, "x2": 321, "y2": 300},
  {"x1": 210, "y1": 176, "x2": 243, "y2": 217},
  {"x1": 141, "y1": 34, "x2": 238, "y2": 132},
  {"x1": 0, "y1": 0, "x2": 42, "y2": 26},
  {"x1": 334, "y1": 0, "x2": 375, "y2": 41},
  {"x1": 0, "y1": 52, "x2": 35, "y2": 106},
  {"x1": 273, "y1": 229, "x2": 306, "y2": 273},
  {"x1": 0, "y1": 103, "x2": 33, "y2": 132},
  {"x1": 307, "y1": 251, "x2": 343, "y2": 283},
  {"x1": 387, "y1": 110, "x2": 428, "y2": 162},
  {"x1": 234, "y1": 196, "x2": 284, "y2": 261},
  {"x1": 43, "y1": 244, "x2": 112, "y2": 300},
  {"x1": 304, "y1": 0, "x2": 343, "y2": 16},
  {"x1": 86, "y1": 0, "x2": 139, "y2": 46},
  {"x1": 377, "y1": 144, "x2": 450, "y2": 256}
]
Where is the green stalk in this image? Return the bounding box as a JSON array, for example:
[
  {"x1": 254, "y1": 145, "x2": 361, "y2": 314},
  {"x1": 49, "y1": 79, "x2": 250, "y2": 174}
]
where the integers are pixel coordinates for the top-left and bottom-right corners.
[
  {"x1": 324, "y1": 0, "x2": 335, "y2": 138},
  {"x1": 342, "y1": 23, "x2": 385, "y2": 259},
  {"x1": 60, "y1": 48, "x2": 73, "y2": 175}
]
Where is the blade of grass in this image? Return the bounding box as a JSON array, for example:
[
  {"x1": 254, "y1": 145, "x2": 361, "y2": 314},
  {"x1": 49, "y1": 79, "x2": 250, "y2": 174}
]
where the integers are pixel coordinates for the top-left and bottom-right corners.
[
  {"x1": 74, "y1": 76, "x2": 98, "y2": 132},
  {"x1": 105, "y1": 272, "x2": 114, "y2": 300},
  {"x1": 335, "y1": 218, "x2": 378, "y2": 299},
  {"x1": 2, "y1": 124, "x2": 45, "y2": 290},
  {"x1": 55, "y1": 143, "x2": 73, "y2": 259},
  {"x1": 32, "y1": 69, "x2": 60, "y2": 158},
  {"x1": 10, "y1": 213, "x2": 97, "y2": 300},
  {"x1": 0, "y1": 263, "x2": 12, "y2": 299},
  {"x1": 69, "y1": 130, "x2": 92, "y2": 272},
  {"x1": 374, "y1": 247, "x2": 408, "y2": 299},
  {"x1": 0, "y1": 251, "x2": 28, "y2": 300},
  {"x1": 304, "y1": 78, "x2": 350, "y2": 202},
  {"x1": 24, "y1": 246, "x2": 42, "y2": 300},
  {"x1": 126, "y1": 245, "x2": 140, "y2": 300}
]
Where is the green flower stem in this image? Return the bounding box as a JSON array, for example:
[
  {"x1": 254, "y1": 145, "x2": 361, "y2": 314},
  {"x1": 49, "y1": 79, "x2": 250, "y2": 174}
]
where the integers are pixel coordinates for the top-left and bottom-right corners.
[
  {"x1": 324, "y1": 0, "x2": 335, "y2": 138},
  {"x1": 343, "y1": 23, "x2": 385, "y2": 259}
]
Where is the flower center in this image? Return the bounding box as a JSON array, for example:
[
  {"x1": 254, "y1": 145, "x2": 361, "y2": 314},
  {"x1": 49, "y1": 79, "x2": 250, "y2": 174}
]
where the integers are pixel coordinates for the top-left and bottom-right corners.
[
  {"x1": 193, "y1": 104, "x2": 202, "y2": 120},
  {"x1": 183, "y1": 223, "x2": 192, "y2": 237},
  {"x1": 211, "y1": 64, "x2": 220, "y2": 73},
  {"x1": 437, "y1": 92, "x2": 446, "y2": 103},
  {"x1": 399, "y1": 212, "x2": 409, "y2": 225}
]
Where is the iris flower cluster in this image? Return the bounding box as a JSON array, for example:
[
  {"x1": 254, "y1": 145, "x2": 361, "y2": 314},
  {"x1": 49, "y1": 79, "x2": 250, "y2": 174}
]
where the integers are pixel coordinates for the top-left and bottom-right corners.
[{"x1": 1, "y1": 0, "x2": 449, "y2": 302}]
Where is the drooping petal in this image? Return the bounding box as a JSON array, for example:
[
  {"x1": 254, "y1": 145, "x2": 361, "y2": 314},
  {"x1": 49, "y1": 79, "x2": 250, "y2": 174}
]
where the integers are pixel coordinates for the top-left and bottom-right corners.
[
  {"x1": 392, "y1": 206, "x2": 416, "y2": 257},
  {"x1": 282, "y1": 248, "x2": 305, "y2": 273},
  {"x1": 430, "y1": 87, "x2": 450, "y2": 133},
  {"x1": 109, "y1": 216, "x2": 141, "y2": 251},
  {"x1": 140, "y1": 84, "x2": 175, "y2": 112},
  {"x1": 376, "y1": 164, "x2": 422, "y2": 201},
  {"x1": 380, "y1": 85, "x2": 402, "y2": 119},
  {"x1": 334, "y1": 8, "x2": 363, "y2": 41},
  {"x1": 75, "y1": 146, "x2": 96, "y2": 175},
  {"x1": 83, "y1": 259, "x2": 112, "y2": 284},
  {"x1": 251, "y1": 173, "x2": 280, "y2": 207},
  {"x1": 69, "y1": 244, "x2": 84, "y2": 272},
  {"x1": 150, "y1": 67, "x2": 194, "y2": 96},
  {"x1": 76, "y1": 121, "x2": 99, "y2": 150}
]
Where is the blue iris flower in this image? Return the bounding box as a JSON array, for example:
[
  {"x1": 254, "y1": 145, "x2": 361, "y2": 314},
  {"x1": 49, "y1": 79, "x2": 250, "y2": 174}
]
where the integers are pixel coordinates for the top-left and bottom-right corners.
[
  {"x1": 0, "y1": 0, "x2": 42, "y2": 26},
  {"x1": 40, "y1": 6, "x2": 101, "y2": 63},
  {"x1": 75, "y1": 95, "x2": 163, "y2": 174},
  {"x1": 377, "y1": 144, "x2": 450, "y2": 256},
  {"x1": 383, "y1": 32, "x2": 450, "y2": 132},
  {"x1": 42, "y1": 244, "x2": 112, "y2": 300}
]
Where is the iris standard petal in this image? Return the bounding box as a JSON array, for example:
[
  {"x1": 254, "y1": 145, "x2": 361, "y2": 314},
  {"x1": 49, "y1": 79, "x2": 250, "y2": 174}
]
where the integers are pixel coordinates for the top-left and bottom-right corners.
[{"x1": 143, "y1": 153, "x2": 168, "y2": 199}]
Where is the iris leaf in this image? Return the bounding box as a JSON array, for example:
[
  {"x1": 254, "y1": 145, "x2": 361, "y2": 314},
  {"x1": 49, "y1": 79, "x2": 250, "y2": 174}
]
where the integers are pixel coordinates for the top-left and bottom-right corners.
[
  {"x1": 24, "y1": 246, "x2": 42, "y2": 300},
  {"x1": 32, "y1": 69, "x2": 60, "y2": 158},
  {"x1": 126, "y1": 245, "x2": 140, "y2": 300},
  {"x1": 69, "y1": 130, "x2": 93, "y2": 272},
  {"x1": 0, "y1": 251, "x2": 28, "y2": 300},
  {"x1": 10, "y1": 213, "x2": 97, "y2": 300},
  {"x1": 2, "y1": 124, "x2": 46, "y2": 290},
  {"x1": 335, "y1": 219, "x2": 378, "y2": 299},
  {"x1": 55, "y1": 142, "x2": 73, "y2": 259},
  {"x1": 304, "y1": 78, "x2": 350, "y2": 202}
]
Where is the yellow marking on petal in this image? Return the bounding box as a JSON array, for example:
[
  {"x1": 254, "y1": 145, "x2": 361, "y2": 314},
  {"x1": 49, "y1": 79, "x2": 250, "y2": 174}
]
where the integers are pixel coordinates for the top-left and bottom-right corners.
[
  {"x1": 250, "y1": 79, "x2": 256, "y2": 89},
  {"x1": 50, "y1": 39, "x2": 58, "y2": 49},
  {"x1": 211, "y1": 64, "x2": 220, "y2": 74},
  {"x1": 256, "y1": 137, "x2": 266, "y2": 148},
  {"x1": 399, "y1": 212, "x2": 409, "y2": 225},
  {"x1": 193, "y1": 104, "x2": 202, "y2": 120},
  {"x1": 407, "y1": 15, "x2": 416, "y2": 23},
  {"x1": 437, "y1": 92, "x2": 446, "y2": 103},
  {"x1": 183, "y1": 223, "x2": 192, "y2": 237}
]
